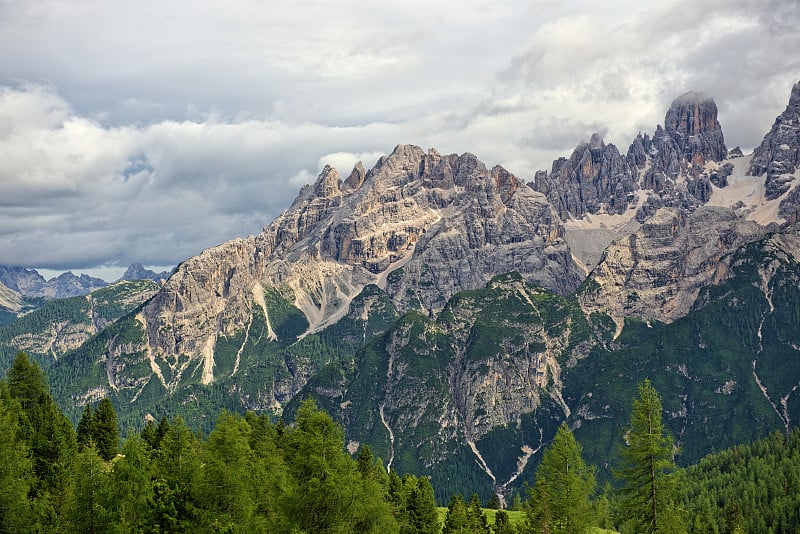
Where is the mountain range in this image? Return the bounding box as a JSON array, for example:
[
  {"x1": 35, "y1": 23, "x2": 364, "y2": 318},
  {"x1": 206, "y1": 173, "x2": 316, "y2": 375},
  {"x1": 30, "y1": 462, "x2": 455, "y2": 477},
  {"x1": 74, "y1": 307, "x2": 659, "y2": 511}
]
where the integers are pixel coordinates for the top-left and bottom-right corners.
[
  {"x1": 0, "y1": 264, "x2": 171, "y2": 325},
  {"x1": 2, "y1": 81, "x2": 800, "y2": 502}
]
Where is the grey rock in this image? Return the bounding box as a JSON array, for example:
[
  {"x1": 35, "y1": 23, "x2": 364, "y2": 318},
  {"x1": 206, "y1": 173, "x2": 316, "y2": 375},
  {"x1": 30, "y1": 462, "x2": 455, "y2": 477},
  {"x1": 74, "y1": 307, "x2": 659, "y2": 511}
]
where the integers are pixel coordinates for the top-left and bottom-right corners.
[
  {"x1": 749, "y1": 81, "x2": 800, "y2": 200},
  {"x1": 118, "y1": 263, "x2": 171, "y2": 283},
  {"x1": 0, "y1": 266, "x2": 107, "y2": 299},
  {"x1": 728, "y1": 146, "x2": 744, "y2": 159},
  {"x1": 530, "y1": 133, "x2": 637, "y2": 219},
  {"x1": 709, "y1": 162, "x2": 734, "y2": 188},
  {"x1": 582, "y1": 206, "x2": 768, "y2": 323},
  {"x1": 664, "y1": 91, "x2": 728, "y2": 169}
]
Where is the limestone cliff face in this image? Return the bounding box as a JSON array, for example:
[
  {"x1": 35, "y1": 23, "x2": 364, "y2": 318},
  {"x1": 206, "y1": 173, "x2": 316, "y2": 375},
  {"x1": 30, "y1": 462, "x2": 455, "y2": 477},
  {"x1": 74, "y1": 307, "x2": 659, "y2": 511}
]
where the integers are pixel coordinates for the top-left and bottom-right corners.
[
  {"x1": 581, "y1": 206, "x2": 767, "y2": 324},
  {"x1": 130, "y1": 144, "x2": 581, "y2": 390},
  {"x1": 530, "y1": 93, "x2": 730, "y2": 230},
  {"x1": 748, "y1": 82, "x2": 800, "y2": 213},
  {"x1": 664, "y1": 91, "x2": 728, "y2": 168},
  {"x1": 533, "y1": 133, "x2": 637, "y2": 220}
]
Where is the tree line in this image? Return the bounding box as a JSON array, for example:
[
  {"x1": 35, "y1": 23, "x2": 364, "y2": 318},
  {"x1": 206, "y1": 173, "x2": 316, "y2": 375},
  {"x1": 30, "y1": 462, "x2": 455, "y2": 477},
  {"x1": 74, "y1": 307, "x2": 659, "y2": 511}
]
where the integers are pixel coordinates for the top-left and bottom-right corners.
[{"x1": 2, "y1": 351, "x2": 798, "y2": 533}]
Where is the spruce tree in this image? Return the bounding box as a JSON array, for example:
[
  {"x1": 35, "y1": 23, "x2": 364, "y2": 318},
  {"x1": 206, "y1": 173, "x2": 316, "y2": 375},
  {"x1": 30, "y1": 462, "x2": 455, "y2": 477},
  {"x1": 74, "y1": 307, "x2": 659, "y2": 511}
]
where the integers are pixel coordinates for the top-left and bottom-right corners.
[
  {"x1": 406, "y1": 476, "x2": 439, "y2": 534},
  {"x1": 524, "y1": 422, "x2": 596, "y2": 533},
  {"x1": 76, "y1": 404, "x2": 94, "y2": 450},
  {"x1": 92, "y1": 398, "x2": 119, "y2": 461},
  {"x1": 467, "y1": 492, "x2": 490, "y2": 533},
  {"x1": 442, "y1": 494, "x2": 468, "y2": 534},
  {"x1": 616, "y1": 379, "x2": 686, "y2": 533},
  {"x1": 0, "y1": 382, "x2": 35, "y2": 532}
]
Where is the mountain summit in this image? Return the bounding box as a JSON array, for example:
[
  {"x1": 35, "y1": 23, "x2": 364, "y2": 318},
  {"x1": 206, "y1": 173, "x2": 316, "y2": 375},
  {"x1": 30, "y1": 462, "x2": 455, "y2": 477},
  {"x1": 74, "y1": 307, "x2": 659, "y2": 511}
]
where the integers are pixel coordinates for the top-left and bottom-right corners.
[
  {"x1": 664, "y1": 91, "x2": 727, "y2": 166},
  {"x1": 133, "y1": 144, "x2": 583, "y2": 391}
]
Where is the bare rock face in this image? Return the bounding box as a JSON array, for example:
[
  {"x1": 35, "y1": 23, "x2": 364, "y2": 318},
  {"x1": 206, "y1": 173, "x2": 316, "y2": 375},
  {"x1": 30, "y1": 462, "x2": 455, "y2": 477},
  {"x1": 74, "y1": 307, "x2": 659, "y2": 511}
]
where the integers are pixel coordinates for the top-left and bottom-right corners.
[
  {"x1": 629, "y1": 94, "x2": 728, "y2": 222},
  {"x1": 748, "y1": 81, "x2": 800, "y2": 203},
  {"x1": 133, "y1": 144, "x2": 582, "y2": 389},
  {"x1": 581, "y1": 206, "x2": 767, "y2": 324},
  {"x1": 531, "y1": 92, "x2": 733, "y2": 274},
  {"x1": 665, "y1": 91, "x2": 728, "y2": 169},
  {"x1": 532, "y1": 133, "x2": 637, "y2": 219}
]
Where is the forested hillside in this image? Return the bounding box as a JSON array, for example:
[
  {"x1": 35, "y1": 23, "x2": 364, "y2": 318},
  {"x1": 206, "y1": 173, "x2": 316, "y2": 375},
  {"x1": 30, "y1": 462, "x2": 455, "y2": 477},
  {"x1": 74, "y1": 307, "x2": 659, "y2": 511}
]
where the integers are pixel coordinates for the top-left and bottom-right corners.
[{"x1": 3, "y1": 350, "x2": 800, "y2": 533}]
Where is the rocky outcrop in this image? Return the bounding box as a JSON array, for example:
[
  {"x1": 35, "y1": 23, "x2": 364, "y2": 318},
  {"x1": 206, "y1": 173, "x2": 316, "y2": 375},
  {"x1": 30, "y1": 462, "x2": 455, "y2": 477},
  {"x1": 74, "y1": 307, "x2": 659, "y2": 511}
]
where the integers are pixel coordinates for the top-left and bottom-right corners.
[
  {"x1": 0, "y1": 282, "x2": 22, "y2": 313},
  {"x1": 532, "y1": 133, "x2": 637, "y2": 219},
  {"x1": 664, "y1": 91, "x2": 728, "y2": 169},
  {"x1": 749, "y1": 82, "x2": 800, "y2": 200},
  {"x1": 532, "y1": 92, "x2": 731, "y2": 255},
  {"x1": 628, "y1": 95, "x2": 727, "y2": 222},
  {"x1": 581, "y1": 206, "x2": 768, "y2": 324}
]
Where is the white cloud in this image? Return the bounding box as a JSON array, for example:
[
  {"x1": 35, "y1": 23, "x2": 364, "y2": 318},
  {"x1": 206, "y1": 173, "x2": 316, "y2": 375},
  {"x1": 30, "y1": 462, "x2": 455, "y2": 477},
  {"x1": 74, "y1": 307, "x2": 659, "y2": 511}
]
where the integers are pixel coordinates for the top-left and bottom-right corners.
[{"x1": 0, "y1": 0, "x2": 798, "y2": 275}]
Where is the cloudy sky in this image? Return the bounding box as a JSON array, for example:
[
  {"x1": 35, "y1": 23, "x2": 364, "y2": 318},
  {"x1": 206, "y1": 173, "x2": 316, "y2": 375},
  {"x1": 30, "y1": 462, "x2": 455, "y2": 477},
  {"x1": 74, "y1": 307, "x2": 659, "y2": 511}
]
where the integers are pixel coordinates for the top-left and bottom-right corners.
[{"x1": 1, "y1": 0, "x2": 798, "y2": 280}]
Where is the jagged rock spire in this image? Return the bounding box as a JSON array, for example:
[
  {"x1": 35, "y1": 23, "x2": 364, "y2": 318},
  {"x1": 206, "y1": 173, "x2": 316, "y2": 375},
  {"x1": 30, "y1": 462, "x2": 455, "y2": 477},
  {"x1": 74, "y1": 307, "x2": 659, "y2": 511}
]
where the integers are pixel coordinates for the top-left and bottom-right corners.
[
  {"x1": 665, "y1": 91, "x2": 727, "y2": 167},
  {"x1": 748, "y1": 81, "x2": 800, "y2": 201},
  {"x1": 530, "y1": 133, "x2": 636, "y2": 219}
]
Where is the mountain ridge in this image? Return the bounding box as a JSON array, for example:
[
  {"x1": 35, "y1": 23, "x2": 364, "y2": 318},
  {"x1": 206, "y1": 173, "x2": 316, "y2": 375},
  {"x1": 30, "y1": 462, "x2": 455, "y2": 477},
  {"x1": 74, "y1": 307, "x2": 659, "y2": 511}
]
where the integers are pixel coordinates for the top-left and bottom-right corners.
[{"x1": 4, "y1": 80, "x2": 800, "y2": 502}]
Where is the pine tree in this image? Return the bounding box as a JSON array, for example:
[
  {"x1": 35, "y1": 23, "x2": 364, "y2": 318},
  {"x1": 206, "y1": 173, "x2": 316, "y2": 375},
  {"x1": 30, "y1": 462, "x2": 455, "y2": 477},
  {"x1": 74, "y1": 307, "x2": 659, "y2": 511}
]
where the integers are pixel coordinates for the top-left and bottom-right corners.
[
  {"x1": 7, "y1": 351, "x2": 77, "y2": 505},
  {"x1": 92, "y1": 398, "x2": 118, "y2": 461},
  {"x1": 153, "y1": 417, "x2": 201, "y2": 532},
  {"x1": 107, "y1": 434, "x2": 155, "y2": 532},
  {"x1": 245, "y1": 411, "x2": 291, "y2": 532},
  {"x1": 62, "y1": 444, "x2": 112, "y2": 534},
  {"x1": 486, "y1": 492, "x2": 501, "y2": 510},
  {"x1": 141, "y1": 419, "x2": 157, "y2": 449},
  {"x1": 7, "y1": 351, "x2": 48, "y2": 412},
  {"x1": 616, "y1": 379, "x2": 686, "y2": 533},
  {"x1": 155, "y1": 416, "x2": 171, "y2": 448},
  {"x1": 281, "y1": 399, "x2": 398, "y2": 533},
  {"x1": 357, "y1": 444, "x2": 376, "y2": 479},
  {"x1": 197, "y1": 412, "x2": 257, "y2": 531},
  {"x1": 525, "y1": 423, "x2": 596, "y2": 534},
  {"x1": 76, "y1": 404, "x2": 94, "y2": 450}
]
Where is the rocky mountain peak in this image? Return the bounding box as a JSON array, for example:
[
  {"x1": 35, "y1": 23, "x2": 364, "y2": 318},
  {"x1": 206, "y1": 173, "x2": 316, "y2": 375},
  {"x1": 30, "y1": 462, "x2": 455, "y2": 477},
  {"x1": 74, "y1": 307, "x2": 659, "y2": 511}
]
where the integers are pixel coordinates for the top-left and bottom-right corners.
[
  {"x1": 0, "y1": 266, "x2": 106, "y2": 299},
  {"x1": 589, "y1": 132, "x2": 605, "y2": 150},
  {"x1": 132, "y1": 144, "x2": 582, "y2": 388},
  {"x1": 313, "y1": 165, "x2": 342, "y2": 198},
  {"x1": 342, "y1": 161, "x2": 366, "y2": 191},
  {"x1": 748, "y1": 80, "x2": 800, "y2": 205},
  {"x1": 665, "y1": 91, "x2": 727, "y2": 167},
  {"x1": 118, "y1": 263, "x2": 171, "y2": 283},
  {"x1": 529, "y1": 134, "x2": 636, "y2": 220}
]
